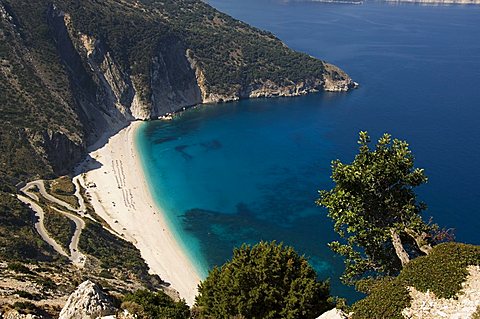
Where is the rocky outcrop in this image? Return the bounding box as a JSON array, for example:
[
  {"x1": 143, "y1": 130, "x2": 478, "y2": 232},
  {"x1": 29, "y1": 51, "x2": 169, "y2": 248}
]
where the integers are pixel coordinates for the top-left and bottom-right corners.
[
  {"x1": 148, "y1": 37, "x2": 203, "y2": 116},
  {"x1": 402, "y1": 265, "x2": 480, "y2": 319},
  {"x1": 316, "y1": 308, "x2": 349, "y2": 319},
  {"x1": 0, "y1": 310, "x2": 39, "y2": 319},
  {"x1": 46, "y1": 5, "x2": 133, "y2": 143},
  {"x1": 45, "y1": 132, "x2": 83, "y2": 174},
  {"x1": 323, "y1": 63, "x2": 358, "y2": 92},
  {"x1": 58, "y1": 280, "x2": 117, "y2": 319},
  {"x1": 188, "y1": 50, "x2": 356, "y2": 104},
  {"x1": 46, "y1": 4, "x2": 204, "y2": 140}
]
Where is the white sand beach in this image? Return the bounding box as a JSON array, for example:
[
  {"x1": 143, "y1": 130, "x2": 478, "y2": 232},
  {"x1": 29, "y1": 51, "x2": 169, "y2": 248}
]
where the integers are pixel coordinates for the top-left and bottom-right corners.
[{"x1": 75, "y1": 121, "x2": 201, "y2": 305}]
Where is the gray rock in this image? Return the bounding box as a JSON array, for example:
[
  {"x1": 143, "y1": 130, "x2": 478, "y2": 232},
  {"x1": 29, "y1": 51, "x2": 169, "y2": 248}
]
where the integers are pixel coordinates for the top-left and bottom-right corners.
[
  {"x1": 316, "y1": 308, "x2": 349, "y2": 319},
  {"x1": 58, "y1": 280, "x2": 117, "y2": 319},
  {"x1": 1, "y1": 310, "x2": 39, "y2": 319}
]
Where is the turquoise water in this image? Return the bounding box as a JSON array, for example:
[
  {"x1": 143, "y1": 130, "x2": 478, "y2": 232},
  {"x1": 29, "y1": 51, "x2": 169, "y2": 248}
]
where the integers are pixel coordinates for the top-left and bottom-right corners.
[{"x1": 136, "y1": 1, "x2": 480, "y2": 301}]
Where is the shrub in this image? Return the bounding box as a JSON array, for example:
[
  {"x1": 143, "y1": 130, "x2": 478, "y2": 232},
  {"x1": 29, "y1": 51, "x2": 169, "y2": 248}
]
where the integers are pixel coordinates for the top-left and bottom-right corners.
[
  {"x1": 7, "y1": 262, "x2": 33, "y2": 274},
  {"x1": 13, "y1": 301, "x2": 38, "y2": 314},
  {"x1": 122, "y1": 290, "x2": 190, "y2": 319},
  {"x1": 351, "y1": 242, "x2": 480, "y2": 319},
  {"x1": 195, "y1": 241, "x2": 333, "y2": 319}
]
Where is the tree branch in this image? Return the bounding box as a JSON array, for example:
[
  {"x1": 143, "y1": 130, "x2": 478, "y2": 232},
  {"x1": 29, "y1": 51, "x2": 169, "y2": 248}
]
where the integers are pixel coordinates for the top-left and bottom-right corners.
[
  {"x1": 404, "y1": 228, "x2": 432, "y2": 255},
  {"x1": 390, "y1": 229, "x2": 410, "y2": 266}
]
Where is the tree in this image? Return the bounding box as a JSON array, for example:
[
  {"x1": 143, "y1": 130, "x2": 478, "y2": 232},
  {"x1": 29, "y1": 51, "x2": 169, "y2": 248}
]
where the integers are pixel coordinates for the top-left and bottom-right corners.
[
  {"x1": 317, "y1": 132, "x2": 437, "y2": 285},
  {"x1": 194, "y1": 241, "x2": 333, "y2": 319}
]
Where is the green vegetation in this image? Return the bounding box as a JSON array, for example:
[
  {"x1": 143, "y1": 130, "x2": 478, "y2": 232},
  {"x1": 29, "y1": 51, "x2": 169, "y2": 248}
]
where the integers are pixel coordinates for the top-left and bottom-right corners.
[
  {"x1": 43, "y1": 207, "x2": 75, "y2": 252},
  {"x1": 317, "y1": 132, "x2": 437, "y2": 284},
  {"x1": 79, "y1": 220, "x2": 161, "y2": 287},
  {"x1": 195, "y1": 241, "x2": 333, "y2": 319},
  {"x1": 122, "y1": 290, "x2": 190, "y2": 319},
  {"x1": 351, "y1": 242, "x2": 480, "y2": 319},
  {"x1": 7, "y1": 262, "x2": 33, "y2": 274},
  {"x1": 15, "y1": 290, "x2": 41, "y2": 300},
  {"x1": 0, "y1": 0, "x2": 82, "y2": 189},
  {"x1": 12, "y1": 301, "x2": 39, "y2": 314},
  {"x1": 151, "y1": 0, "x2": 330, "y2": 94},
  {"x1": 34, "y1": 276, "x2": 57, "y2": 291},
  {"x1": 0, "y1": 0, "x2": 345, "y2": 195},
  {"x1": 399, "y1": 242, "x2": 480, "y2": 299},
  {"x1": 46, "y1": 176, "x2": 80, "y2": 209},
  {"x1": 0, "y1": 192, "x2": 55, "y2": 262}
]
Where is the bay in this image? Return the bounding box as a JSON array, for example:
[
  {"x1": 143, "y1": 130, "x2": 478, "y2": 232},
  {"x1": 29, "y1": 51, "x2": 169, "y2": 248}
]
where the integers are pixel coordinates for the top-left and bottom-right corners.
[{"x1": 137, "y1": 0, "x2": 480, "y2": 301}]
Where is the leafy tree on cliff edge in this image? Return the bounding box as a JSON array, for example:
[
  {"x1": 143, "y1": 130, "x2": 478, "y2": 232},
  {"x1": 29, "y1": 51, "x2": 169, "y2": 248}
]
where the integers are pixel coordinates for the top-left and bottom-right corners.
[
  {"x1": 317, "y1": 131, "x2": 441, "y2": 286},
  {"x1": 194, "y1": 241, "x2": 333, "y2": 319}
]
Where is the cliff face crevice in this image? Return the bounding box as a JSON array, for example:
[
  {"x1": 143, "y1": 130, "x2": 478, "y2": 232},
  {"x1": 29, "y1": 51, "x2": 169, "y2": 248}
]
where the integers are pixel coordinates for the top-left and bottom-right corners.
[
  {"x1": 44, "y1": 133, "x2": 82, "y2": 175},
  {"x1": 47, "y1": 5, "x2": 133, "y2": 143},
  {"x1": 46, "y1": 5, "x2": 203, "y2": 129},
  {"x1": 149, "y1": 37, "x2": 203, "y2": 116},
  {"x1": 47, "y1": 3, "x2": 356, "y2": 137}
]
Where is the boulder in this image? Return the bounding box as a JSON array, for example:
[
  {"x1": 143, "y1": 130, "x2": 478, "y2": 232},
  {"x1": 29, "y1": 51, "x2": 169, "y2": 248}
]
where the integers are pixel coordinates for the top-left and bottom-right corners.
[
  {"x1": 59, "y1": 280, "x2": 117, "y2": 319},
  {"x1": 316, "y1": 308, "x2": 349, "y2": 319}
]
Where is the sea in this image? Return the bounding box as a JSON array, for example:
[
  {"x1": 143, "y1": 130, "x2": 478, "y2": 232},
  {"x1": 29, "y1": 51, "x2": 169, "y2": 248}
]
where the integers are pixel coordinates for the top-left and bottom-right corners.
[{"x1": 136, "y1": 0, "x2": 480, "y2": 301}]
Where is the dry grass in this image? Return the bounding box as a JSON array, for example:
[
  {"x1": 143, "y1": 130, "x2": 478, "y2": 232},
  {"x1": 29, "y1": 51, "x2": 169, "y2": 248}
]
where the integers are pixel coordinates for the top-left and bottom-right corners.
[{"x1": 46, "y1": 176, "x2": 79, "y2": 209}]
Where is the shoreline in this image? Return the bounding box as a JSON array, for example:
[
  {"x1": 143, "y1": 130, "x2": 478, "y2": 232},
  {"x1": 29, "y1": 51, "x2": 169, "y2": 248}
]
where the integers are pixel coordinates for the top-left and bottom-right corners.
[{"x1": 75, "y1": 121, "x2": 201, "y2": 305}]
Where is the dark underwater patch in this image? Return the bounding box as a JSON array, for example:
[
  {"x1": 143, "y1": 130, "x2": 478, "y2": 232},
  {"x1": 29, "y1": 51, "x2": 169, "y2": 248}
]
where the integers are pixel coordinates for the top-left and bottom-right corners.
[{"x1": 175, "y1": 145, "x2": 193, "y2": 160}]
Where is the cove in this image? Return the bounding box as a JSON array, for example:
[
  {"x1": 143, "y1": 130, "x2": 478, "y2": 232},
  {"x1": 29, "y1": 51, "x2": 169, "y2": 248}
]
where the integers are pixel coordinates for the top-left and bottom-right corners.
[{"x1": 136, "y1": 0, "x2": 480, "y2": 301}]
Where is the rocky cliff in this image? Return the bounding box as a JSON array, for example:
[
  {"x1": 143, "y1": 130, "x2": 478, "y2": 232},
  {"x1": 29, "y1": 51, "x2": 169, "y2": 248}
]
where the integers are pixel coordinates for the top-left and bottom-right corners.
[{"x1": 0, "y1": 0, "x2": 355, "y2": 186}]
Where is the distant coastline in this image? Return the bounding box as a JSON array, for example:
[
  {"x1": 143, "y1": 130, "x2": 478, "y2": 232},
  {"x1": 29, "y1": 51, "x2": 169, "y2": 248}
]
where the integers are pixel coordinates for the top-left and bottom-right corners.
[
  {"x1": 296, "y1": 0, "x2": 480, "y2": 5},
  {"x1": 290, "y1": 0, "x2": 480, "y2": 4},
  {"x1": 384, "y1": 0, "x2": 480, "y2": 4}
]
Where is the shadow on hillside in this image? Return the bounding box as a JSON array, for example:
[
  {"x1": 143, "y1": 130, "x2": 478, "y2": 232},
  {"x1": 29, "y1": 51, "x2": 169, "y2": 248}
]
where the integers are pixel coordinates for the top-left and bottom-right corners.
[
  {"x1": 73, "y1": 121, "x2": 134, "y2": 176},
  {"x1": 75, "y1": 154, "x2": 103, "y2": 175}
]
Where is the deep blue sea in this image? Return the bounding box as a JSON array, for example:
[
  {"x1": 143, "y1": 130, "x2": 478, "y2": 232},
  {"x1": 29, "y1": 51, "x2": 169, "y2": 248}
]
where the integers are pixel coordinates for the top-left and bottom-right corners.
[{"x1": 136, "y1": 0, "x2": 480, "y2": 301}]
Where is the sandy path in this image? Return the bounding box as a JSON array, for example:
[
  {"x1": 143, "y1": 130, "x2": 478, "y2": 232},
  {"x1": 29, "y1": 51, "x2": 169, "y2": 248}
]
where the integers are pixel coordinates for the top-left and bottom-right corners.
[{"x1": 76, "y1": 122, "x2": 201, "y2": 305}]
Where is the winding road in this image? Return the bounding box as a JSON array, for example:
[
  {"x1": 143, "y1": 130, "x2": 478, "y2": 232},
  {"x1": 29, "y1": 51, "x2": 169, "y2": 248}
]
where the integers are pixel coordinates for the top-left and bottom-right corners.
[
  {"x1": 18, "y1": 179, "x2": 87, "y2": 267},
  {"x1": 17, "y1": 194, "x2": 69, "y2": 258},
  {"x1": 52, "y1": 207, "x2": 86, "y2": 265},
  {"x1": 21, "y1": 180, "x2": 83, "y2": 213}
]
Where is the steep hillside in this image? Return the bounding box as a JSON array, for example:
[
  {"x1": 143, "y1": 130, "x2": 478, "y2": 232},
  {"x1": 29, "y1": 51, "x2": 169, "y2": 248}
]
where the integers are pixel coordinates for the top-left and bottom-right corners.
[
  {"x1": 0, "y1": 1, "x2": 355, "y2": 312},
  {"x1": 0, "y1": 0, "x2": 355, "y2": 188}
]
